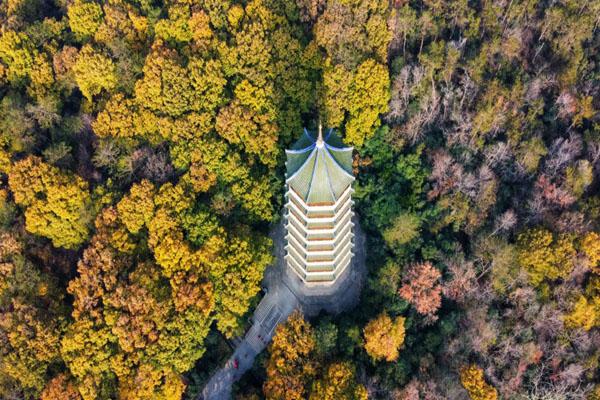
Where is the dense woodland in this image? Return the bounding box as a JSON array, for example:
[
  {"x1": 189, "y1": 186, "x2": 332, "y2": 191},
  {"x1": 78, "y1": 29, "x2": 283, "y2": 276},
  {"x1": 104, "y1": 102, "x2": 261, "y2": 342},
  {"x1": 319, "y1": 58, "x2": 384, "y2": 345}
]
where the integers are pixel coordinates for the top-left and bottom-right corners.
[{"x1": 0, "y1": 0, "x2": 599, "y2": 399}]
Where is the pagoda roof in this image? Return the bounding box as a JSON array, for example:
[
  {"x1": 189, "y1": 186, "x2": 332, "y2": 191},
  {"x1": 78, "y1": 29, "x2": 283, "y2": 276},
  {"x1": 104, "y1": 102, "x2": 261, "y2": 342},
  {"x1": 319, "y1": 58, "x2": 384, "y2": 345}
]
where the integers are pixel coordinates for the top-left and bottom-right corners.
[{"x1": 286, "y1": 128, "x2": 354, "y2": 204}]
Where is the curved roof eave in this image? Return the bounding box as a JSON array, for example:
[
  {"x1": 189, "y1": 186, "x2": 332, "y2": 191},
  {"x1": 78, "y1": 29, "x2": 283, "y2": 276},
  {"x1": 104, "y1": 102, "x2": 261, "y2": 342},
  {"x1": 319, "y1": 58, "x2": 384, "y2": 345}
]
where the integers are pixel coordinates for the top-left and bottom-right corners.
[
  {"x1": 323, "y1": 146, "x2": 355, "y2": 181},
  {"x1": 286, "y1": 144, "x2": 315, "y2": 155},
  {"x1": 286, "y1": 147, "x2": 317, "y2": 184},
  {"x1": 325, "y1": 143, "x2": 354, "y2": 152},
  {"x1": 286, "y1": 128, "x2": 355, "y2": 203}
]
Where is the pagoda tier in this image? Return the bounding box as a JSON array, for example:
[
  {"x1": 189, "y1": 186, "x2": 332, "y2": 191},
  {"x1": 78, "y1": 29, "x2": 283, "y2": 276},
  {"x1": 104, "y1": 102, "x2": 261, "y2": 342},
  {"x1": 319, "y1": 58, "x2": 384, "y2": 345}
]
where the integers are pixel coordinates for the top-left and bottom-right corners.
[{"x1": 284, "y1": 127, "x2": 355, "y2": 283}]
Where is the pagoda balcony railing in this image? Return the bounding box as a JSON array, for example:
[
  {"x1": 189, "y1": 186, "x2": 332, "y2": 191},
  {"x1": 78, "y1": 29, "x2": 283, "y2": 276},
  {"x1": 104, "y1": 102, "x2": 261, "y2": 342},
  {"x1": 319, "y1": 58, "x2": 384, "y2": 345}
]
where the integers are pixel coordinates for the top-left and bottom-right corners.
[
  {"x1": 285, "y1": 238, "x2": 353, "y2": 266},
  {"x1": 285, "y1": 234, "x2": 353, "y2": 263},
  {"x1": 285, "y1": 214, "x2": 354, "y2": 242},
  {"x1": 285, "y1": 225, "x2": 354, "y2": 254},
  {"x1": 285, "y1": 203, "x2": 354, "y2": 231},
  {"x1": 285, "y1": 197, "x2": 353, "y2": 225},
  {"x1": 285, "y1": 251, "x2": 353, "y2": 281},
  {"x1": 285, "y1": 252, "x2": 353, "y2": 276},
  {"x1": 285, "y1": 223, "x2": 354, "y2": 251}
]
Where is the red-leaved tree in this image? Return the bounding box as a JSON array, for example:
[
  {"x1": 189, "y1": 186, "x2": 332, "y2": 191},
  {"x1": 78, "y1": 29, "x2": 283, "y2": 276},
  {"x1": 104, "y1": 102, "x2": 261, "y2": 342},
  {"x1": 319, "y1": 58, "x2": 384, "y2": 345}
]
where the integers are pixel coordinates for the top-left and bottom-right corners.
[{"x1": 399, "y1": 262, "x2": 442, "y2": 322}]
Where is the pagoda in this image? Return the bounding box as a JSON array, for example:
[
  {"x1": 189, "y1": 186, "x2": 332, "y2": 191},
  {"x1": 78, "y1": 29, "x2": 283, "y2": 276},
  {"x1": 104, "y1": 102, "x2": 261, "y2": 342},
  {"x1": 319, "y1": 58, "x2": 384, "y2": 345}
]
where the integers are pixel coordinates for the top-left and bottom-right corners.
[{"x1": 284, "y1": 126, "x2": 355, "y2": 284}]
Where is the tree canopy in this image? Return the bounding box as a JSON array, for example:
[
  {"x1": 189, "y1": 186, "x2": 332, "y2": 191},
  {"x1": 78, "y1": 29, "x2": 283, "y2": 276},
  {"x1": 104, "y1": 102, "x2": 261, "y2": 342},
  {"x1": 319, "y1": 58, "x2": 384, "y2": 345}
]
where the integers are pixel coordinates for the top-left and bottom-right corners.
[{"x1": 0, "y1": 0, "x2": 600, "y2": 398}]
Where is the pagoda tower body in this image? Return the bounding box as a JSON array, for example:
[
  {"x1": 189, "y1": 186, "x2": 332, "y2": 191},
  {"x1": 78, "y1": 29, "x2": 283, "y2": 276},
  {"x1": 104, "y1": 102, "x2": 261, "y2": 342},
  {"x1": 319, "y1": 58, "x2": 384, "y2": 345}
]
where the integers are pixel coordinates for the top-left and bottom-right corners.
[{"x1": 284, "y1": 127, "x2": 355, "y2": 284}]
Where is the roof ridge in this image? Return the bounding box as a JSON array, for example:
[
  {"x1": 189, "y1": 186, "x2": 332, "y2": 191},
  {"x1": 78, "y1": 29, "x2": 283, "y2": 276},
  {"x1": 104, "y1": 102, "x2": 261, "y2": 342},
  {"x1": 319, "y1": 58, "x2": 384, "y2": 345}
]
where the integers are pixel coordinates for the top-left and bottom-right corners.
[
  {"x1": 322, "y1": 148, "x2": 338, "y2": 201},
  {"x1": 306, "y1": 146, "x2": 321, "y2": 200}
]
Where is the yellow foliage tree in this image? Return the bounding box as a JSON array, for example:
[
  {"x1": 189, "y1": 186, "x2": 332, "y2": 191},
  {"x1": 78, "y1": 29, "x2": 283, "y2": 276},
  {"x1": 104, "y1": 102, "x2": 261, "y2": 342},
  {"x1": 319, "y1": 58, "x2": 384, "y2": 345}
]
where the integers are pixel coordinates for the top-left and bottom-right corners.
[
  {"x1": 363, "y1": 312, "x2": 405, "y2": 362},
  {"x1": 564, "y1": 277, "x2": 600, "y2": 331},
  {"x1": 60, "y1": 318, "x2": 116, "y2": 400},
  {"x1": 321, "y1": 58, "x2": 389, "y2": 148},
  {"x1": 210, "y1": 228, "x2": 272, "y2": 337},
  {"x1": 186, "y1": 162, "x2": 217, "y2": 193},
  {"x1": 516, "y1": 228, "x2": 576, "y2": 287},
  {"x1": 28, "y1": 54, "x2": 55, "y2": 99},
  {"x1": 67, "y1": 0, "x2": 104, "y2": 41},
  {"x1": 63, "y1": 206, "x2": 215, "y2": 400},
  {"x1": 135, "y1": 50, "x2": 189, "y2": 116},
  {"x1": 588, "y1": 384, "x2": 600, "y2": 400},
  {"x1": 148, "y1": 208, "x2": 202, "y2": 276},
  {"x1": 313, "y1": 0, "x2": 390, "y2": 66},
  {"x1": 93, "y1": 93, "x2": 138, "y2": 138},
  {"x1": 117, "y1": 364, "x2": 185, "y2": 400},
  {"x1": 322, "y1": 62, "x2": 352, "y2": 127},
  {"x1": 8, "y1": 156, "x2": 93, "y2": 249},
  {"x1": 459, "y1": 365, "x2": 498, "y2": 400},
  {"x1": 0, "y1": 233, "x2": 65, "y2": 398},
  {"x1": 564, "y1": 295, "x2": 600, "y2": 331},
  {"x1": 0, "y1": 30, "x2": 36, "y2": 83},
  {"x1": 581, "y1": 231, "x2": 600, "y2": 273},
  {"x1": 154, "y1": 4, "x2": 194, "y2": 43},
  {"x1": 216, "y1": 96, "x2": 278, "y2": 167},
  {"x1": 117, "y1": 180, "x2": 156, "y2": 234},
  {"x1": 73, "y1": 45, "x2": 117, "y2": 101},
  {"x1": 345, "y1": 59, "x2": 390, "y2": 147},
  {"x1": 309, "y1": 362, "x2": 368, "y2": 400}
]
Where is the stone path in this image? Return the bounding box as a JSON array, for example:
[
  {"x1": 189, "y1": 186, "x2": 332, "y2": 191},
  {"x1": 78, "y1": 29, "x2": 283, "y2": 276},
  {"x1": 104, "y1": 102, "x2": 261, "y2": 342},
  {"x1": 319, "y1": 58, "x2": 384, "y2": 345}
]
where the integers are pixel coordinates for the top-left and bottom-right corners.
[
  {"x1": 199, "y1": 277, "x2": 298, "y2": 400},
  {"x1": 199, "y1": 218, "x2": 365, "y2": 399}
]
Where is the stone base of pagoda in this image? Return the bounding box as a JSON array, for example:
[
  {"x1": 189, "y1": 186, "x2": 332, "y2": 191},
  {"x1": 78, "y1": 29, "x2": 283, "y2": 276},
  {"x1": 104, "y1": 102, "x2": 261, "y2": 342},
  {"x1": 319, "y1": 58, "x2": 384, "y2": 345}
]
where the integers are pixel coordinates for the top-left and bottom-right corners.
[{"x1": 267, "y1": 215, "x2": 366, "y2": 317}]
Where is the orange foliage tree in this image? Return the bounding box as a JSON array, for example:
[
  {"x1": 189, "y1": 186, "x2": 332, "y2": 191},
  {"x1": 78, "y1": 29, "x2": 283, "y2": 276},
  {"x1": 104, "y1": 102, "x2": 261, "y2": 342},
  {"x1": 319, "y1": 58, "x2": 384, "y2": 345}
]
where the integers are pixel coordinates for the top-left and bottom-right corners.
[
  {"x1": 264, "y1": 311, "x2": 317, "y2": 400},
  {"x1": 40, "y1": 374, "x2": 82, "y2": 400}
]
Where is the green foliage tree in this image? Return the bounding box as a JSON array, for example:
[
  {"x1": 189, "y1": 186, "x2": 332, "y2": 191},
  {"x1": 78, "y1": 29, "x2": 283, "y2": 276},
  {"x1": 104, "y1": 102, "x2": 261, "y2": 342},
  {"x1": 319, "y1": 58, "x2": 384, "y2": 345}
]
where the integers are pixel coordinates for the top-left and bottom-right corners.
[
  {"x1": 383, "y1": 211, "x2": 421, "y2": 246},
  {"x1": 314, "y1": 320, "x2": 338, "y2": 358}
]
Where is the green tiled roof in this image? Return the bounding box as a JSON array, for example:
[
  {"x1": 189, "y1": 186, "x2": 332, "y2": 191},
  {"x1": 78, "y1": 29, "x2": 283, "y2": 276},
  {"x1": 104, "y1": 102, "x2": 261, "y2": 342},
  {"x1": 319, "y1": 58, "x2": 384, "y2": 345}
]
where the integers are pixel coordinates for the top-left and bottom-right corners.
[{"x1": 286, "y1": 128, "x2": 354, "y2": 204}]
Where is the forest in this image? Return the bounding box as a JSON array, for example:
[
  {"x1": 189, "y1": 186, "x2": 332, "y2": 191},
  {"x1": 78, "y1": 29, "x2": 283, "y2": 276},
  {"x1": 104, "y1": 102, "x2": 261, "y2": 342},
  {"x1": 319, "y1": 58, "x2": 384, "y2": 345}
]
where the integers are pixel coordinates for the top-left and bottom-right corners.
[{"x1": 0, "y1": 0, "x2": 599, "y2": 399}]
